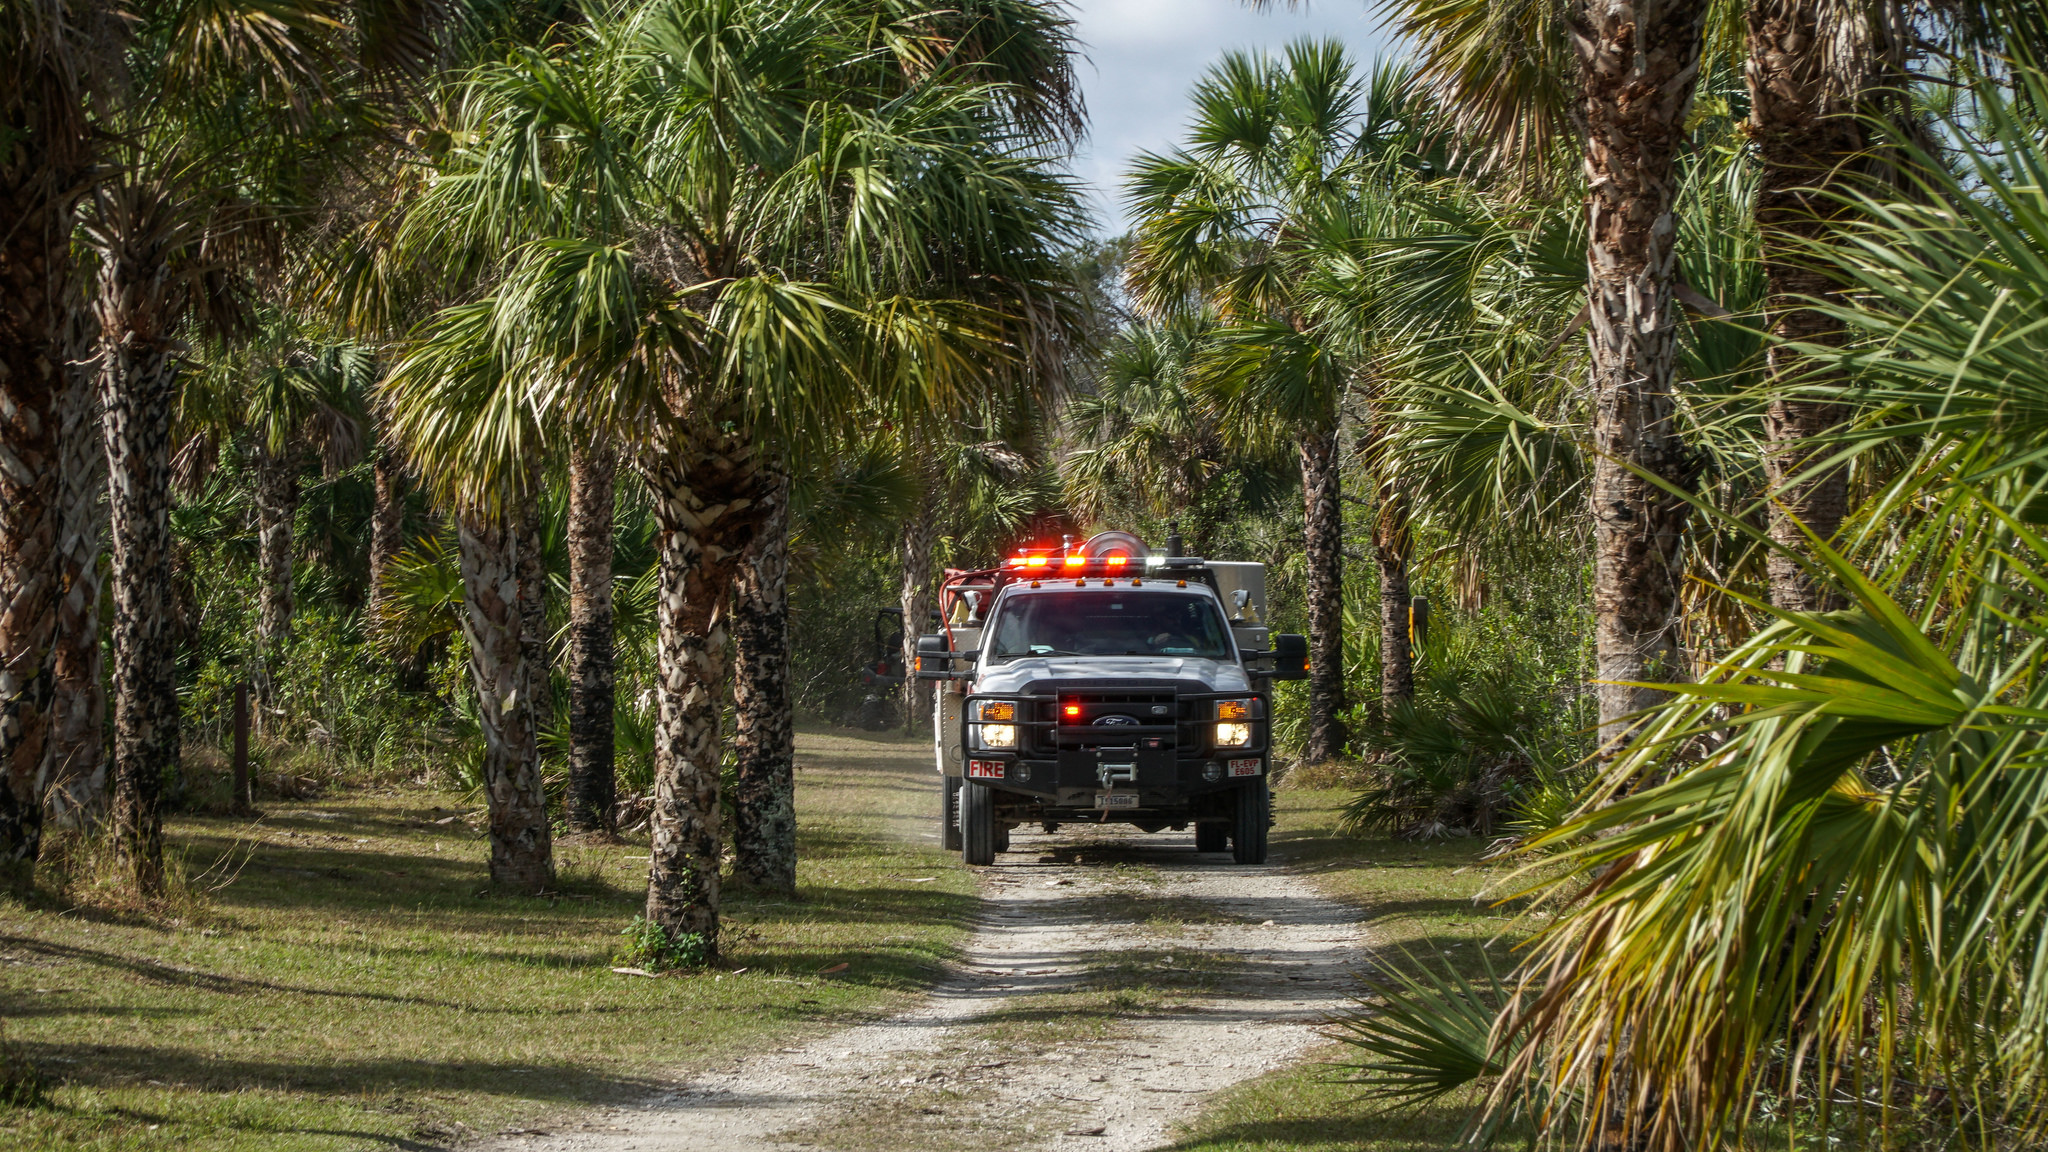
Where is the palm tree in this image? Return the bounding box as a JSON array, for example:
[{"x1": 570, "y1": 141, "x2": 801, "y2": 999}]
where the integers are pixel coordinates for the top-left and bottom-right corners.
[
  {"x1": 89, "y1": 158, "x2": 246, "y2": 889},
  {"x1": 235, "y1": 327, "x2": 371, "y2": 708},
  {"x1": 1127, "y1": 42, "x2": 1369, "y2": 762},
  {"x1": 382, "y1": 313, "x2": 557, "y2": 891},
  {"x1": 1129, "y1": 46, "x2": 1451, "y2": 744},
  {"x1": 366, "y1": 434, "x2": 408, "y2": 649},
  {"x1": 0, "y1": 0, "x2": 109, "y2": 891},
  {"x1": 564, "y1": 435, "x2": 618, "y2": 835},
  {"x1": 87, "y1": 0, "x2": 442, "y2": 889},
  {"x1": 1338, "y1": 70, "x2": 2048, "y2": 1150},
  {"x1": 47, "y1": 303, "x2": 109, "y2": 828},
  {"x1": 730, "y1": 466, "x2": 794, "y2": 892},
  {"x1": 1396, "y1": 0, "x2": 1712, "y2": 740},
  {"x1": 375, "y1": 0, "x2": 1089, "y2": 952}
]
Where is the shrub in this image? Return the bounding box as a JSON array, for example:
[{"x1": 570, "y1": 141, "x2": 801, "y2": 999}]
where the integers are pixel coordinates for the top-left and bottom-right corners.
[{"x1": 612, "y1": 915, "x2": 708, "y2": 972}]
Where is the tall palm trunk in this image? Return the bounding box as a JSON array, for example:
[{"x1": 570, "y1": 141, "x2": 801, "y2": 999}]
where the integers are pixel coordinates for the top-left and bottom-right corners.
[
  {"x1": 94, "y1": 184, "x2": 187, "y2": 895},
  {"x1": 1572, "y1": 0, "x2": 1710, "y2": 741},
  {"x1": 898, "y1": 481, "x2": 936, "y2": 736},
  {"x1": 642, "y1": 426, "x2": 766, "y2": 959},
  {"x1": 1374, "y1": 498, "x2": 1414, "y2": 704},
  {"x1": 1359, "y1": 387, "x2": 1414, "y2": 705},
  {"x1": 1299, "y1": 428, "x2": 1347, "y2": 763},
  {"x1": 731, "y1": 467, "x2": 795, "y2": 895},
  {"x1": 48, "y1": 321, "x2": 108, "y2": 829},
  {"x1": 456, "y1": 504, "x2": 554, "y2": 892},
  {"x1": 1748, "y1": 0, "x2": 1874, "y2": 611},
  {"x1": 367, "y1": 442, "x2": 405, "y2": 634},
  {"x1": 251, "y1": 440, "x2": 298, "y2": 715},
  {"x1": 515, "y1": 480, "x2": 550, "y2": 741},
  {"x1": 0, "y1": 11, "x2": 97, "y2": 894},
  {"x1": 565, "y1": 438, "x2": 617, "y2": 834},
  {"x1": 0, "y1": 273, "x2": 66, "y2": 895}
]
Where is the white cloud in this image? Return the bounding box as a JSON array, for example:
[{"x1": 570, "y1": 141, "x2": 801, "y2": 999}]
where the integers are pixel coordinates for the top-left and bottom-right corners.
[{"x1": 1063, "y1": 0, "x2": 1398, "y2": 235}]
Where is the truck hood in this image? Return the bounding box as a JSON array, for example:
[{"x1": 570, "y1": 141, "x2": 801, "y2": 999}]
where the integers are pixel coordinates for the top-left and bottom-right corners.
[{"x1": 972, "y1": 655, "x2": 1250, "y2": 695}]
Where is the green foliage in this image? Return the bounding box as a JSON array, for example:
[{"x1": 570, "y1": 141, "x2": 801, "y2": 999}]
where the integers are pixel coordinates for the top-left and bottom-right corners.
[
  {"x1": 1337, "y1": 529, "x2": 1594, "y2": 839},
  {"x1": 1342, "y1": 681, "x2": 1568, "y2": 840},
  {"x1": 613, "y1": 915, "x2": 709, "y2": 972},
  {"x1": 1328, "y1": 949, "x2": 1520, "y2": 1114}
]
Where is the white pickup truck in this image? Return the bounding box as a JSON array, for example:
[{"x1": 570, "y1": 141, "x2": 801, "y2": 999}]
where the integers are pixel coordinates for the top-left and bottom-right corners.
[{"x1": 916, "y1": 531, "x2": 1308, "y2": 866}]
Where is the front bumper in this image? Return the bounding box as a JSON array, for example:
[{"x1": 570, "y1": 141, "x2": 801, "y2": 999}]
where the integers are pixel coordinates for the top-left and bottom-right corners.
[{"x1": 958, "y1": 688, "x2": 1267, "y2": 809}]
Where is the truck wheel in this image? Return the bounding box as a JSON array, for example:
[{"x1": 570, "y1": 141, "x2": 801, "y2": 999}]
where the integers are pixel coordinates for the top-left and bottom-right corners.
[
  {"x1": 961, "y1": 782, "x2": 996, "y2": 866},
  {"x1": 995, "y1": 823, "x2": 1011, "y2": 854},
  {"x1": 941, "y1": 776, "x2": 962, "y2": 851},
  {"x1": 1231, "y1": 778, "x2": 1269, "y2": 865},
  {"x1": 1195, "y1": 821, "x2": 1227, "y2": 853}
]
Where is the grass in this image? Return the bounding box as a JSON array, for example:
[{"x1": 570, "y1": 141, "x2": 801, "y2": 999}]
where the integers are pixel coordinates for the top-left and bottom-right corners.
[
  {"x1": 1168, "y1": 777, "x2": 1526, "y2": 1152},
  {"x1": 0, "y1": 726, "x2": 974, "y2": 1151}
]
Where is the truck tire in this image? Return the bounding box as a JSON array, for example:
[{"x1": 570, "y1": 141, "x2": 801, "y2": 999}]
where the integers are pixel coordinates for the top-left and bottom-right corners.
[
  {"x1": 1231, "y1": 778, "x2": 1269, "y2": 865},
  {"x1": 941, "y1": 776, "x2": 962, "y2": 851},
  {"x1": 1195, "y1": 821, "x2": 1227, "y2": 853},
  {"x1": 962, "y1": 781, "x2": 996, "y2": 866}
]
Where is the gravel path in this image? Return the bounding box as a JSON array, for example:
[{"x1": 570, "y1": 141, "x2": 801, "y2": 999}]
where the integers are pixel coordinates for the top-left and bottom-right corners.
[{"x1": 492, "y1": 822, "x2": 1363, "y2": 1152}]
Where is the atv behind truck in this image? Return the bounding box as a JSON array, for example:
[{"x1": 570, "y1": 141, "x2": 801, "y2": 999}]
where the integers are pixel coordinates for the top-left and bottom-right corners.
[{"x1": 917, "y1": 531, "x2": 1307, "y2": 865}]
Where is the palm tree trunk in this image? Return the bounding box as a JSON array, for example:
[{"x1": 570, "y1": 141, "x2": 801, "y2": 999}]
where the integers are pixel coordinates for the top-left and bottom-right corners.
[
  {"x1": 95, "y1": 191, "x2": 186, "y2": 895},
  {"x1": 1359, "y1": 386, "x2": 1414, "y2": 705},
  {"x1": 565, "y1": 438, "x2": 617, "y2": 834},
  {"x1": 1299, "y1": 429, "x2": 1347, "y2": 763},
  {"x1": 731, "y1": 467, "x2": 795, "y2": 896},
  {"x1": 47, "y1": 331, "x2": 108, "y2": 829},
  {"x1": 642, "y1": 428, "x2": 767, "y2": 959},
  {"x1": 367, "y1": 441, "x2": 404, "y2": 640},
  {"x1": 1375, "y1": 503, "x2": 1414, "y2": 703},
  {"x1": 1571, "y1": 0, "x2": 1710, "y2": 741},
  {"x1": 456, "y1": 506, "x2": 554, "y2": 892},
  {"x1": 898, "y1": 483, "x2": 936, "y2": 736},
  {"x1": 0, "y1": 277, "x2": 67, "y2": 896},
  {"x1": 1748, "y1": 0, "x2": 1871, "y2": 612},
  {"x1": 515, "y1": 481, "x2": 551, "y2": 741},
  {"x1": 251, "y1": 441, "x2": 298, "y2": 716},
  {"x1": 0, "y1": 16, "x2": 97, "y2": 895}
]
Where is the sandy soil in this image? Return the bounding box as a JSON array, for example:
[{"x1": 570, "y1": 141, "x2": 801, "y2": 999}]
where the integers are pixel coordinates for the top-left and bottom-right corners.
[{"x1": 491, "y1": 783, "x2": 1363, "y2": 1152}]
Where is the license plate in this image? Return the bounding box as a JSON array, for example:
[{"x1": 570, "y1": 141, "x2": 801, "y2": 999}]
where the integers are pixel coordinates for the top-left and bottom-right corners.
[
  {"x1": 1228, "y1": 758, "x2": 1263, "y2": 777},
  {"x1": 1095, "y1": 793, "x2": 1140, "y2": 808}
]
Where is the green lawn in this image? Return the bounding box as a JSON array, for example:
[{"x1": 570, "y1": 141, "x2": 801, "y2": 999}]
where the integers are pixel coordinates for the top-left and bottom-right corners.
[
  {"x1": 2, "y1": 744, "x2": 1533, "y2": 1151},
  {"x1": 1169, "y1": 777, "x2": 1525, "y2": 1152},
  {"x1": 0, "y1": 727, "x2": 973, "y2": 1151}
]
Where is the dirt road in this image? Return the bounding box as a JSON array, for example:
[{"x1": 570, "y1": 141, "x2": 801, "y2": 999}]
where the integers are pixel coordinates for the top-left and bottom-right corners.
[{"x1": 494, "y1": 752, "x2": 1364, "y2": 1152}]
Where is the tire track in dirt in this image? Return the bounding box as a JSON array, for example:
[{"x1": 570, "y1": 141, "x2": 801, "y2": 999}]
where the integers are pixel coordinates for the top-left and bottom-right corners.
[{"x1": 494, "y1": 821, "x2": 1363, "y2": 1152}]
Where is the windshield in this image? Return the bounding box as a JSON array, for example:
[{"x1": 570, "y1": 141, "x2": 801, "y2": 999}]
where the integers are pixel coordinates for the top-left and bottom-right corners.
[{"x1": 986, "y1": 591, "x2": 1234, "y2": 662}]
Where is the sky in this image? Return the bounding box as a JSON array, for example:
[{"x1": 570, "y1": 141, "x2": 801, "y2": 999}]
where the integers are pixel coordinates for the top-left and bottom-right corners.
[{"x1": 1064, "y1": 0, "x2": 1398, "y2": 235}]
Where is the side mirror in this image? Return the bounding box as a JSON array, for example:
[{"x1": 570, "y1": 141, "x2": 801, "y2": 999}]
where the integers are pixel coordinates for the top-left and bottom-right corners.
[
  {"x1": 914, "y1": 634, "x2": 977, "y2": 680},
  {"x1": 1269, "y1": 633, "x2": 1308, "y2": 681}
]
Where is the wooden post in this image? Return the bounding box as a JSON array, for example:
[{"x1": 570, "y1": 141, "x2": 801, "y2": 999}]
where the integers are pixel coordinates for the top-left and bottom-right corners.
[{"x1": 232, "y1": 681, "x2": 251, "y2": 812}]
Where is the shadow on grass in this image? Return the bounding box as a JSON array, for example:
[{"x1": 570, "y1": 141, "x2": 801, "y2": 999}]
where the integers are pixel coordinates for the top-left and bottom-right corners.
[
  {"x1": 1167, "y1": 1104, "x2": 1483, "y2": 1152},
  {"x1": 0, "y1": 933, "x2": 635, "y2": 1015},
  {"x1": 16, "y1": 1041, "x2": 664, "y2": 1104}
]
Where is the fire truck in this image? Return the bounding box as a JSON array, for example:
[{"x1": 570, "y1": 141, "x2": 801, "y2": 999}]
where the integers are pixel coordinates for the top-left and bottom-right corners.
[{"x1": 915, "y1": 530, "x2": 1308, "y2": 865}]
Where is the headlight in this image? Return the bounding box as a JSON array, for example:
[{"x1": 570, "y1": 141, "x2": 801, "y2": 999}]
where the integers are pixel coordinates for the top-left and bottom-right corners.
[
  {"x1": 977, "y1": 723, "x2": 1018, "y2": 749},
  {"x1": 1213, "y1": 698, "x2": 1253, "y2": 720},
  {"x1": 1214, "y1": 722, "x2": 1253, "y2": 748},
  {"x1": 974, "y1": 700, "x2": 1015, "y2": 721}
]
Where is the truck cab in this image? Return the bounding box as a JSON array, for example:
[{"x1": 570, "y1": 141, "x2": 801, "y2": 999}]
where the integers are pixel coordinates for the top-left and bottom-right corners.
[{"x1": 917, "y1": 531, "x2": 1308, "y2": 866}]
